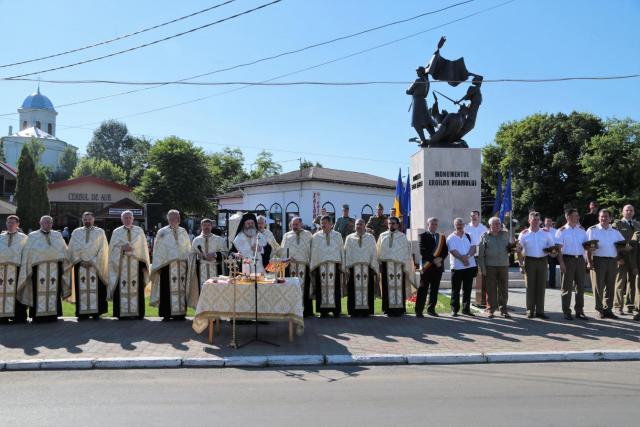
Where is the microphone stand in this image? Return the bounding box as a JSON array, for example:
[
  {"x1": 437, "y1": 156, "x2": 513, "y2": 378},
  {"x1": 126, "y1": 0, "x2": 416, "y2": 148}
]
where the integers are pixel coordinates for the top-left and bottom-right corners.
[{"x1": 239, "y1": 232, "x2": 279, "y2": 348}]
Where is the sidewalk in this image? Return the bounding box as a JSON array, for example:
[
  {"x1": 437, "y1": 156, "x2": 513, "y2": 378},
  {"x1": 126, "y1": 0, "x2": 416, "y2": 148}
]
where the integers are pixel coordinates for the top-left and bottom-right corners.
[{"x1": 1, "y1": 289, "x2": 639, "y2": 369}]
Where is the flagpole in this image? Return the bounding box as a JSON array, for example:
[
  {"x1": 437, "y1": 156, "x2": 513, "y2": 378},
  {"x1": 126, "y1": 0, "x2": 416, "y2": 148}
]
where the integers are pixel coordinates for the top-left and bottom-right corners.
[{"x1": 508, "y1": 171, "x2": 513, "y2": 241}]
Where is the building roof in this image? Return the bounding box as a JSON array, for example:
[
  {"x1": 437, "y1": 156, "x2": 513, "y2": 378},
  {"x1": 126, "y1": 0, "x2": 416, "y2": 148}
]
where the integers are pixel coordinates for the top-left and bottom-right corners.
[
  {"x1": 0, "y1": 199, "x2": 17, "y2": 215},
  {"x1": 234, "y1": 167, "x2": 396, "y2": 190},
  {"x1": 20, "y1": 88, "x2": 56, "y2": 112},
  {"x1": 14, "y1": 126, "x2": 56, "y2": 140},
  {"x1": 216, "y1": 189, "x2": 243, "y2": 199},
  {"x1": 0, "y1": 161, "x2": 17, "y2": 177},
  {"x1": 48, "y1": 176, "x2": 132, "y2": 192}
]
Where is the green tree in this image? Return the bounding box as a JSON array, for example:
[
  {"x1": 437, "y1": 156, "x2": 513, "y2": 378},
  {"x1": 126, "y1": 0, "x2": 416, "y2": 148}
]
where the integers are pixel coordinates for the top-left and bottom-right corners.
[
  {"x1": 72, "y1": 157, "x2": 127, "y2": 184},
  {"x1": 49, "y1": 145, "x2": 78, "y2": 182},
  {"x1": 87, "y1": 120, "x2": 132, "y2": 165},
  {"x1": 15, "y1": 145, "x2": 50, "y2": 231},
  {"x1": 208, "y1": 147, "x2": 249, "y2": 195},
  {"x1": 299, "y1": 158, "x2": 323, "y2": 169},
  {"x1": 135, "y1": 136, "x2": 212, "y2": 214},
  {"x1": 482, "y1": 112, "x2": 604, "y2": 223},
  {"x1": 250, "y1": 150, "x2": 282, "y2": 179},
  {"x1": 579, "y1": 118, "x2": 640, "y2": 213},
  {"x1": 122, "y1": 136, "x2": 151, "y2": 187},
  {"x1": 87, "y1": 120, "x2": 149, "y2": 186},
  {"x1": 26, "y1": 138, "x2": 45, "y2": 164}
]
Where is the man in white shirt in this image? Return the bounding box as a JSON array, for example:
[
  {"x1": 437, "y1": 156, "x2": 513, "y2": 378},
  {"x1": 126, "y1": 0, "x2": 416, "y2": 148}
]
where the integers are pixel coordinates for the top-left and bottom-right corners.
[
  {"x1": 517, "y1": 211, "x2": 557, "y2": 319},
  {"x1": 555, "y1": 208, "x2": 588, "y2": 320},
  {"x1": 448, "y1": 217, "x2": 477, "y2": 316},
  {"x1": 544, "y1": 217, "x2": 559, "y2": 289},
  {"x1": 464, "y1": 210, "x2": 488, "y2": 307},
  {"x1": 586, "y1": 209, "x2": 625, "y2": 319}
]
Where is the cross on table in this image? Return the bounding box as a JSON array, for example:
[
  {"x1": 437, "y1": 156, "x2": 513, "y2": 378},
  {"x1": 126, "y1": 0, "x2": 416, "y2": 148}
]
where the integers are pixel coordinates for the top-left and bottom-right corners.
[{"x1": 224, "y1": 255, "x2": 239, "y2": 279}]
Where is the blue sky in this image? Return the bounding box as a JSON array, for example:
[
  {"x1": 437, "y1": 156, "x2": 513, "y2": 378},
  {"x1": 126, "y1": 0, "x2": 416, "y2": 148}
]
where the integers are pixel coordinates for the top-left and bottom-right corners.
[{"x1": 0, "y1": 0, "x2": 638, "y2": 179}]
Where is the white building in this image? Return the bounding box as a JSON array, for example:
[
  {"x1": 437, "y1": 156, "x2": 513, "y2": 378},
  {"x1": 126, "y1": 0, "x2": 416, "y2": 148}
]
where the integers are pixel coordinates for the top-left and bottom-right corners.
[
  {"x1": 216, "y1": 166, "x2": 395, "y2": 241},
  {"x1": 1, "y1": 87, "x2": 77, "y2": 170}
]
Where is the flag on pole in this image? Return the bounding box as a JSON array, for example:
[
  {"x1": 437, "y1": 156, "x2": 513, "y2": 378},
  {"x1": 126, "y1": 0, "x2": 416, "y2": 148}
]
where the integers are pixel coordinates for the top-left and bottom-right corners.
[
  {"x1": 492, "y1": 172, "x2": 503, "y2": 217},
  {"x1": 394, "y1": 168, "x2": 403, "y2": 218},
  {"x1": 403, "y1": 169, "x2": 411, "y2": 229},
  {"x1": 499, "y1": 168, "x2": 512, "y2": 223}
]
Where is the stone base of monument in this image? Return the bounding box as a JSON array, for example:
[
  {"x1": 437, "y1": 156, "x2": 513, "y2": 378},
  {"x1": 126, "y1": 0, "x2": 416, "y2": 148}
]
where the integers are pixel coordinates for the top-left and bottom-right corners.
[{"x1": 407, "y1": 147, "x2": 482, "y2": 260}]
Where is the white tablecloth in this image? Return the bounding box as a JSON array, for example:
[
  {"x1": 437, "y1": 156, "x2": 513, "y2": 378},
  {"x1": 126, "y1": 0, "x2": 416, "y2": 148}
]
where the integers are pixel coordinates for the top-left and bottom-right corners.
[{"x1": 192, "y1": 277, "x2": 304, "y2": 335}]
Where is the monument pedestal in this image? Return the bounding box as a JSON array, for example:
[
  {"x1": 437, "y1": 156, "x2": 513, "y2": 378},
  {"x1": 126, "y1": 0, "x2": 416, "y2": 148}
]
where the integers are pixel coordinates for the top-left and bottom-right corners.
[{"x1": 409, "y1": 147, "x2": 481, "y2": 239}]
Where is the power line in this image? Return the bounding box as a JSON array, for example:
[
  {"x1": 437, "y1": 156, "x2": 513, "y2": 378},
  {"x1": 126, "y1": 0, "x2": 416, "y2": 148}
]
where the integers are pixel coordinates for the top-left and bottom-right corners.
[
  {"x1": 1, "y1": 0, "x2": 474, "y2": 113},
  {"x1": 6, "y1": 75, "x2": 639, "y2": 86},
  {"x1": 2, "y1": 0, "x2": 283, "y2": 80},
  {"x1": 0, "y1": 1, "x2": 238, "y2": 69},
  {"x1": 66, "y1": 0, "x2": 519, "y2": 126}
]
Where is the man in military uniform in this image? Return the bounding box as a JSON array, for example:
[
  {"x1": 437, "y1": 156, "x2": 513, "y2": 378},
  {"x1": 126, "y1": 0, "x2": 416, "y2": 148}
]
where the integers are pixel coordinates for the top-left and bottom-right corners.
[
  {"x1": 333, "y1": 204, "x2": 355, "y2": 240},
  {"x1": 612, "y1": 205, "x2": 638, "y2": 315},
  {"x1": 366, "y1": 203, "x2": 387, "y2": 240}
]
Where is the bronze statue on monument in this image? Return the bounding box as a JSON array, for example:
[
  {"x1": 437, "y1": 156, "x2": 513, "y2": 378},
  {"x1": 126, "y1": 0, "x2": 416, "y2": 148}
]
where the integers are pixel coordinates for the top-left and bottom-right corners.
[{"x1": 407, "y1": 36, "x2": 482, "y2": 148}]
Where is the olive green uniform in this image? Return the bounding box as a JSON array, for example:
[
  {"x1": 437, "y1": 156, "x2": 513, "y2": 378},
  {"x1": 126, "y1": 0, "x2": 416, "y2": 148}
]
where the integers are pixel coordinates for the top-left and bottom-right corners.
[
  {"x1": 334, "y1": 216, "x2": 355, "y2": 240},
  {"x1": 365, "y1": 215, "x2": 387, "y2": 241},
  {"x1": 612, "y1": 218, "x2": 638, "y2": 313}
]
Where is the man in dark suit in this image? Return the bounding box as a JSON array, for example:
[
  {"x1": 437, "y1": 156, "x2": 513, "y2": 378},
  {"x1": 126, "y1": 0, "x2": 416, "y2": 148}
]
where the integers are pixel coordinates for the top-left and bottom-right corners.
[{"x1": 416, "y1": 217, "x2": 448, "y2": 317}]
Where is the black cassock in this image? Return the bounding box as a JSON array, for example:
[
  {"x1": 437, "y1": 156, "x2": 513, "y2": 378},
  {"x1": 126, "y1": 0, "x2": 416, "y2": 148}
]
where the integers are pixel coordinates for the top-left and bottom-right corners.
[
  {"x1": 0, "y1": 266, "x2": 27, "y2": 324},
  {"x1": 285, "y1": 262, "x2": 313, "y2": 317},
  {"x1": 29, "y1": 262, "x2": 64, "y2": 323},
  {"x1": 380, "y1": 262, "x2": 406, "y2": 317},
  {"x1": 112, "y1": 260, "x2": 147, "y2": 319},
  {"x1": 346, "y1": 264, "x2": 375, "y2": 317},
  {"x1": 72, "y1": 263, "x2": 108, "y2": 319}
]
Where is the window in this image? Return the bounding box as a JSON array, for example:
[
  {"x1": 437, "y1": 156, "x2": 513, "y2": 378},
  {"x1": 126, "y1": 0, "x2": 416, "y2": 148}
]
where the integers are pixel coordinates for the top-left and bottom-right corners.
[
  {"x1": 22, "y1": 121, "x2": 27, "y2": 130},
  {"x1": 35, "y1": 121, "x2": 41, "y2": 129},
  {"x1": 48, "y1": 123, "x2": 53, "y2": 134},
  {"x1": 361, "y1": 204, "x2": 374, "y2": 223},
  {"x1": 285, "y1": 202, "x2": 300, "y2": 232},
  {"x1": 269, "y1": 203, "x2": 283, "y2": 242},
  {"x1": 254, "y1": 204, "x2": 267, "y2": 216},
  {"x1": 321, "y1": 202, "x2": 336, "y2": 224}
]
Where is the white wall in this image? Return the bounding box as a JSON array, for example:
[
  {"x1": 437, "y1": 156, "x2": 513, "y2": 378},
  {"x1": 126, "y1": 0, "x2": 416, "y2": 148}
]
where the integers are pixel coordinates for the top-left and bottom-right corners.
[
  {"x1": 219, "y1": 180, "x2": 394, "y2": 237},
  {"x1": 1, "y1": 136, "x2": 71, "y2": 170},
  {"x1": 18, "y1": 109, "x2": 57, "y2": 136}
]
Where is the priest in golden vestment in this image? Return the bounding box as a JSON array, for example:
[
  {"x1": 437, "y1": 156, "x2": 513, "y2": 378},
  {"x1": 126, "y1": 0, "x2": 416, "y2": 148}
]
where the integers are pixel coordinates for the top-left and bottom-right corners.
[
  {"x1": 344, "y1": 219, "x2": 379, "y2": 317},
  {"x1": 0, "y1": 215, "x2": 28, "y2": 324},
  {"x1": 377, "y1": 217, "x2": 415, "y2": 316},
  {"x1": 281, "y1": 217, "x2": 313, "y2": 317},
  {"x1": 310, "y1": 215, "x2": 344, "y2": 318},
  {"x1": 17, "y1": 215, "x2": 70, "y2": 323},
  {"x1": 150, "y1": 210, "x2": 198, "y2": 320},
  {"x1": 67, "y1": 211, "x2": 109, "y2": 319},
  {"x1": 108, "y1": 210, "x2": 150, "y2": 319},
  {"x1": 190, "y1": 218, "x2": 227, "y2": 293}
]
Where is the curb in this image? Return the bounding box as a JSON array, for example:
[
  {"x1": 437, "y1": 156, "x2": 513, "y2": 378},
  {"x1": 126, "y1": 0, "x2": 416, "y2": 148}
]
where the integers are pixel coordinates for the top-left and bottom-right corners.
[{"x1": 2, "y1": 350, "x2": 640, "y2": 371}]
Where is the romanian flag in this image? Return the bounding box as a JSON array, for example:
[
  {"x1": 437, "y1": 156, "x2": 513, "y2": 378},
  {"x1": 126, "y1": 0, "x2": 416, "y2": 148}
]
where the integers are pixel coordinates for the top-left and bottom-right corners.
[
  {"x1": 492, "y1": 172, "x2": 503, "y2": 217},
  {"x1": 499, "y1": 168, "x2": 512, "y2": 222},
  {"x1": 394, "y1": 168, "x2": 403, "y2": 218}
]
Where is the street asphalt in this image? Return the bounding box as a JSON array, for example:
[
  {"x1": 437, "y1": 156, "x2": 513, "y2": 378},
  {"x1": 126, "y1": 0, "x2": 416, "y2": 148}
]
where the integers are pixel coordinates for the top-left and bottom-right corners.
[{"x1": 1, "y1": 362, "x2": 639, "y2": 426}]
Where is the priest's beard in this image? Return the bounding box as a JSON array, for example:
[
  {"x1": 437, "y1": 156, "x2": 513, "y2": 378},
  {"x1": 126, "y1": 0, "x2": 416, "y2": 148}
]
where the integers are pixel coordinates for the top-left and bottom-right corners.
[{"x1": 244, "y1": 228, "x2": 257, "y2": 238}]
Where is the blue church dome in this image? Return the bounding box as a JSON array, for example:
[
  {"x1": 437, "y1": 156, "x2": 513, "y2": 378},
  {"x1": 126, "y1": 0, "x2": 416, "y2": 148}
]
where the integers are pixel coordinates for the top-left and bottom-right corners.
[{"x1": 21, "y1": 88, "x2": 56, "y2": 111}]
